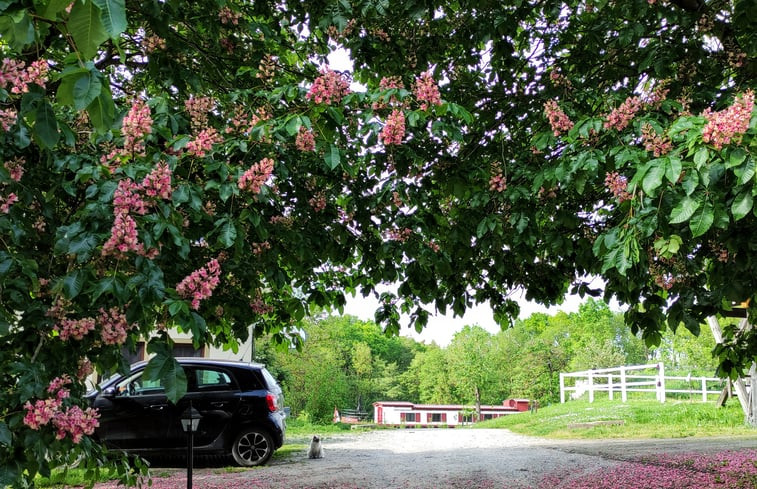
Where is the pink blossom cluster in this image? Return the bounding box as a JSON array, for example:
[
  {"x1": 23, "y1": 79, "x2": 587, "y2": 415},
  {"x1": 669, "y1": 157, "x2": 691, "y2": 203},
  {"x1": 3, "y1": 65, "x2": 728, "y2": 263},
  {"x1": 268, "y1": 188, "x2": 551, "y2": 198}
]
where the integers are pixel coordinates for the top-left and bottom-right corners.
[
  {"x1": 0, "y1": 192, "x2": 17, "y2": 213},
  {"x1": 113, "y1": 179, "x2": 149, "y2": 215},
  {"x1": 219, "y1": 7, "x2": 242, "y2": 25},
  {"x1": 308, "y1": 192, "x2": 327, "y2": 212},
  {"x1": 185, "y1": 95, "x2": 215, "y2": 130},
  {"x1": 306, "y1": 68, "x2": 351, "y2": 105},
  {"x1": 238, "y1": 157, "x2": 274, "y2": 194},
  {"x1": 544, "y1": 99, "x2": 574, "y2": 136},
  {"x1": 227, "y1": 106, "x2": 271, "y2": 135},
  {"x1": 604, "y1": 96, "x2": 642, "y2": 131},
  {"x1": 0, "y1": 108, "x2": 17, "y2": 131},
  {"x1": 252, "y1": 241, "x2": 271, "y2": 255},
  {"x1": 641, "y1": 123, "x2": 672, "y2": 156},
  {"x1": 386, "y1": 227, "x2": 412, "y2": 242},
  {"x1": 373, "y1": 76, "x2": 405, "y2": 109},
  {"x1": 47, "y1": 375, "x2": 72, "y2": 394},
  {"x1": 53, "y1": 405, "x2": 99, "y2": 443},
  {"x1": 77, "y1": 357, "x2": 94, "y2": 380},
  {"x1": 296, "y1": 126, "x2": 316, "y2": 151},
  {"x1": 604, "y1": 171, "x2": 632, "y2": 202},
  {"x1": 102, "y1": 213, "x2": 143, "y2": 257},
  {"x1": 414, "y1": 71, "x2": 442, "y2": 110},
  {"x1": 701, "y1": 89, "x2": 754, "y2": 150},
  {"x1": 176, "y1": 258, "x2": 222, "y2": 309},
  {"x1": 186, "y1": 127, "x2": 223, "y2": 157},
  {"x1": 23, "y1": 398, "x2": 61, "y2": 429},
  {"x1": 489, "y1": 161, "x2": 507, "y2": 192},
  {"x1": 250, "y1": 295, "x2": 274, "y2": 315},
  {"x1": 55, "y1": 317, "x2": 96, "y2": 341},
  {"x1": 4, "y1": 156, "x2": 25, "y2": 181},
  {"x1": 549, "y1": 70, "x2": 572, "y2": 89},
  {"x1": 98, "y1": 306, "x2": 135, "y2": 345},
  {"x1": 122, "y1": 99, "x2": 153, "y2": 155},
  {"x1": 142, "y1": 34, "x2": 166, "y2": 54},
  {"x1": 140, "y1": 162, "x2": 172, "y2": 199},
  {"x1": 380, "y1": 109, "x2": 406, "y2": 145},
  {"x1": 0, "y1": 58, "x2": 49, "y2": 94},
  {"x1": 427, "y1": 240, "x2": 440, "y2": 252}
]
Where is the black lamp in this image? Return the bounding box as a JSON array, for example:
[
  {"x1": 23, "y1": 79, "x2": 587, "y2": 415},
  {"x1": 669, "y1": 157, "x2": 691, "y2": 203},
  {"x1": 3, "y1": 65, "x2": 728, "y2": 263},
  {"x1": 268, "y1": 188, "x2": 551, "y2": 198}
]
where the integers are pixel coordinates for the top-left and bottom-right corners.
[{"x1": 180, "y1": 402, "x2": 202, "y2": 489}]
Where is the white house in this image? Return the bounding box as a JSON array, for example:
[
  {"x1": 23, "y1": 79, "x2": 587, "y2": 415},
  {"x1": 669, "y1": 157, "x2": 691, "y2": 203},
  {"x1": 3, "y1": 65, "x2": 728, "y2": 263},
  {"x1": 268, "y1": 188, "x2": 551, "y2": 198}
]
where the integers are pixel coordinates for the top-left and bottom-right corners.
[{"x1": 373, "y1": 399, "x2": 530, "y2": 427}]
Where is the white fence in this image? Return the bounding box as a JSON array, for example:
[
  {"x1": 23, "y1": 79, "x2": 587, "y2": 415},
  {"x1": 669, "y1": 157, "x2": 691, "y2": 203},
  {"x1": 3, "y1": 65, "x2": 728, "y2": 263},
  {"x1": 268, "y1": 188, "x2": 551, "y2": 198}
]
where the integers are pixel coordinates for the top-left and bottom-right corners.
[{"x1": 559, "y1": 363, "x2": 729, "y2": 404}]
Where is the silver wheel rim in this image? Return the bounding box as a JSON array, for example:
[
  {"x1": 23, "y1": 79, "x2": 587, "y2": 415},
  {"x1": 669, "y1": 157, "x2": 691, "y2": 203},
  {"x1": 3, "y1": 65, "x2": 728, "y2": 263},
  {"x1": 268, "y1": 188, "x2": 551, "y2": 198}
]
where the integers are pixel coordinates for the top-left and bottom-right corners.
[{"x1": 237, "y1": 432, "x2": 270, "y2": 463}]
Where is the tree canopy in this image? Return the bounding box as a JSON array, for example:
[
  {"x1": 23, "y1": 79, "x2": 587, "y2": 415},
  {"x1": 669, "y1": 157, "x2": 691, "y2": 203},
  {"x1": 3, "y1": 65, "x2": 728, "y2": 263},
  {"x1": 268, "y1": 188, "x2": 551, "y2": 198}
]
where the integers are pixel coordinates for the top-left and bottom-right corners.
[{"x1": 1, "y1": 0, "x2": 756, "y2": 485}]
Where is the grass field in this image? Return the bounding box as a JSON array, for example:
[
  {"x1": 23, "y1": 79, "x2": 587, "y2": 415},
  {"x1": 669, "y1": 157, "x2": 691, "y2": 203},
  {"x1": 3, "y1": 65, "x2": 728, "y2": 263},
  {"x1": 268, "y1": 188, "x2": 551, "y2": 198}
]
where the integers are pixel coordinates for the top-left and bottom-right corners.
[{"x1": 475, "y1": 399, "x2": 756, "y2": 439}]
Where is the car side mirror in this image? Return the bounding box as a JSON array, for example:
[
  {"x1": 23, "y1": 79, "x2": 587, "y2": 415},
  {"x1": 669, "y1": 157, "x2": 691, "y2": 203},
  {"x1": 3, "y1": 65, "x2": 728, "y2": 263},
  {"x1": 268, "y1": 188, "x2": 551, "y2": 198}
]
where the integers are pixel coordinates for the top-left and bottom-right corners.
[{"x1": 102, "y1": 387, "x2": 117, "y2": 398}]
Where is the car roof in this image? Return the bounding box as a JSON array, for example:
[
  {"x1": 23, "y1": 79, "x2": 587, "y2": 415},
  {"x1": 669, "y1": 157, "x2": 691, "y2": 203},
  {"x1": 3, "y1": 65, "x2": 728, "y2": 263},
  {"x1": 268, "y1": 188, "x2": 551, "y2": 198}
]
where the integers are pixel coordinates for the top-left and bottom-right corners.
[{"x1": 128, "y1": 358, "x2": 267, "y2": 370}]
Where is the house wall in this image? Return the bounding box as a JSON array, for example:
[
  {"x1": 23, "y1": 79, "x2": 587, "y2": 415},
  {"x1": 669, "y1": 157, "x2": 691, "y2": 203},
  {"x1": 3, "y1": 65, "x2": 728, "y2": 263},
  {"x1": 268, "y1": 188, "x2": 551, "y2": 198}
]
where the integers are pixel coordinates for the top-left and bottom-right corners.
[{"x1": 373, "y1": 401, "x2": 528, "y2": 426}]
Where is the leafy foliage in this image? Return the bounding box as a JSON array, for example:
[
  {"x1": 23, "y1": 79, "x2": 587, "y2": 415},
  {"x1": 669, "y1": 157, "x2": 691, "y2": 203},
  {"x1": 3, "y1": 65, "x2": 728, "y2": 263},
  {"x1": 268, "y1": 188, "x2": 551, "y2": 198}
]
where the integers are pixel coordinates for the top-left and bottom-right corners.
[{"x1": 1, "y1": 0, "x2": 756, "y2": 485}]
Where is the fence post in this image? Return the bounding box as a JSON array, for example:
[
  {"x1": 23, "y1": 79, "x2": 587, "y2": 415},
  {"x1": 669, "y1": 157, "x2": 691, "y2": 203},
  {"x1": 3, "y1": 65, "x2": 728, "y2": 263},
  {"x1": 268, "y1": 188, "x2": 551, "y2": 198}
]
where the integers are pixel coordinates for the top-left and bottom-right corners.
[
  {"x1": 560, "y1": 373, "x2": 566, "y2": 403},
  {"x1": 620, "y1": 366, "x2": 627, "y2": 402},
  {"x1": 701, "y1": 377, "x2": 707, "y2": 402},
  {"x1": 608, "y1": 374, "x2": 614, "y2": 401},
  {"x1": 657, "y1": 363, "x2": 666, "y2": 403},
  {"x1": 588, "y1": 370, "x2": 594, "y2": 403}
]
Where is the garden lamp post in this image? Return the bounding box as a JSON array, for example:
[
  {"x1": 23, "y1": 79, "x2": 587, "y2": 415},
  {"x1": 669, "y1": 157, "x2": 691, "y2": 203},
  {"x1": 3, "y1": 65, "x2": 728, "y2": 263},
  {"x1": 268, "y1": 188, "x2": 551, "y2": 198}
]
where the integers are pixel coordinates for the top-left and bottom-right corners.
[{"x1": 180, "y1": 402, "x2": 202, "y2": 489}]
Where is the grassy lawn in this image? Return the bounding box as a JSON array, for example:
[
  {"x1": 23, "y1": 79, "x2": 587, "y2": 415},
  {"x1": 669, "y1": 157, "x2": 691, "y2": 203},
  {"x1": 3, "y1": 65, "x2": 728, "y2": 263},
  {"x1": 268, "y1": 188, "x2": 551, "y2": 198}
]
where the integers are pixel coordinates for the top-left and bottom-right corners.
[{"x1": 475, "y1": 398, "x2": 756, "y2": 439}]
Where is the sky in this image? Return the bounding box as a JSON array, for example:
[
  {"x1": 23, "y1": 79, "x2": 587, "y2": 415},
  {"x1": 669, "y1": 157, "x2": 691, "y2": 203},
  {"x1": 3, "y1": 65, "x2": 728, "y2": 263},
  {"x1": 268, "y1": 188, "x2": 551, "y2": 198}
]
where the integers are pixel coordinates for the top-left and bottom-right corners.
[{"x1": 341, "y1": 290, "x2": 586, "y2": 346}]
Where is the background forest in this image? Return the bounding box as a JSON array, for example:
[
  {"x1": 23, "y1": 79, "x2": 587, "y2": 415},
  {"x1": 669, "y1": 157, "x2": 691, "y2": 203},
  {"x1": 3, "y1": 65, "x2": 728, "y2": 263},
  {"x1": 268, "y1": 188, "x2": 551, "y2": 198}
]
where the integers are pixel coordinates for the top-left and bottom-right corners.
[{"x1": 257, "y1": 299, "x2": 719, "y2": 423}]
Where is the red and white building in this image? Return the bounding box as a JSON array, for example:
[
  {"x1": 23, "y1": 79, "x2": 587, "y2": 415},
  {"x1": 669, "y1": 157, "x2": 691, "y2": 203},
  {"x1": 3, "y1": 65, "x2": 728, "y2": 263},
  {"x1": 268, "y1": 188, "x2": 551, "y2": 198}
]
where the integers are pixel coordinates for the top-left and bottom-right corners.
[{"x1": 373, "y1": 399, "x2": 531, "y2": 427}]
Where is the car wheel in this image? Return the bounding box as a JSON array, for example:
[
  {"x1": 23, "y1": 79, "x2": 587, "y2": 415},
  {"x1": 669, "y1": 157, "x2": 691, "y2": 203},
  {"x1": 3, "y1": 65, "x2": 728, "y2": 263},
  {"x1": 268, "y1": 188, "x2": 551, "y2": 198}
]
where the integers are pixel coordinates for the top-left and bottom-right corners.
[{"x1": 231, "y1": 428, "x2": 274, "y2": 466}]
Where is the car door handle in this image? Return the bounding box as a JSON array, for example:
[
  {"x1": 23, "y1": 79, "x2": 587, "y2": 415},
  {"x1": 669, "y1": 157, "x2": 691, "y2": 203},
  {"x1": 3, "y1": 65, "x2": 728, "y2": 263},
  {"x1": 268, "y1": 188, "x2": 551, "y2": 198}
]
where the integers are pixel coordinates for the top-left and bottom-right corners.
[
  {"x1": 149, "y1": 404, "x2": 167, "y2": 411},
  {"x1": 210, "y1": 402, "x2": 227, "y2": 408}
]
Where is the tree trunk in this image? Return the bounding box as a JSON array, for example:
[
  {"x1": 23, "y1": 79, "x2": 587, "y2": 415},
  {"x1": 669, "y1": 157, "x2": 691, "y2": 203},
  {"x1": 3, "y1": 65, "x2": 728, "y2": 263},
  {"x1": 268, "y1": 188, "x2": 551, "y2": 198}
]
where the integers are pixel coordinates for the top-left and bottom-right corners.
[{"x1": 475, "y1": 385, "x2": 481, "y2": 422}]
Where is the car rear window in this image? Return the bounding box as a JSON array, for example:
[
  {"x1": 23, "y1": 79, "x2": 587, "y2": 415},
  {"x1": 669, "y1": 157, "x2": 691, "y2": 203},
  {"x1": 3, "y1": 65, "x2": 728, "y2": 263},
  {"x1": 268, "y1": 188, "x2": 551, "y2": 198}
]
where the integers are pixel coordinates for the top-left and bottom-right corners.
[{"x1": 193, "y1": 368, "x2": 236, "y2": 391}]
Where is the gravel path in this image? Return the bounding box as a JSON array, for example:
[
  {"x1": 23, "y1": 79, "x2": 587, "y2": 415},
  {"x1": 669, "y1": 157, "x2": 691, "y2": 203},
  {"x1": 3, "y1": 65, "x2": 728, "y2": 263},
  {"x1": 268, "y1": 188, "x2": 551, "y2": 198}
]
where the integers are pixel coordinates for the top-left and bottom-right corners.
[{"x1": 123, "y1": 429, "x2": 757, "y2": 489}]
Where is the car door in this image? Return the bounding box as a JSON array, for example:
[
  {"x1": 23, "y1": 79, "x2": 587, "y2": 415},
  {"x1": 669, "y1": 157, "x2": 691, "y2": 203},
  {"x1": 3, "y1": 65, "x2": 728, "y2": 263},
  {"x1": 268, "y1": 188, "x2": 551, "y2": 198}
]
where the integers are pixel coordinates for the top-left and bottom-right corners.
[
  {"x1": 92, "y1": 369, "x2": 173, "y2": 450},
  {"x1": 179, "y1": 366, "x2": 241, "y2": 447}
]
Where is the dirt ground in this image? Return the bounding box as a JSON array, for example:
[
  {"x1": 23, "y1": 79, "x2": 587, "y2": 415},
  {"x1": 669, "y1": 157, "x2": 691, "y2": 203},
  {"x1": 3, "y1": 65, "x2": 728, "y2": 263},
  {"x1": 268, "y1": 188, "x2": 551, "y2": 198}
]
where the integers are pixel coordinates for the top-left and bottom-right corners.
[{"x1": 113, "y1": 429, "x2": 757, "y2": 489}]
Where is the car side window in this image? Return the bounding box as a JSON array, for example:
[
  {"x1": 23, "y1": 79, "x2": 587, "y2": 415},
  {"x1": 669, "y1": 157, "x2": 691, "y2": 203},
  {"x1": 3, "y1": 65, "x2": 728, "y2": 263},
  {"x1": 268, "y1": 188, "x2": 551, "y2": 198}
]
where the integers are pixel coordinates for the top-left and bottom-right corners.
[
  {"x1": 194, "y1": 368, "x2": 236, "y2": 391},
  {"x1": 115, "y1": 371, "x2": 165, "y2": 397}
]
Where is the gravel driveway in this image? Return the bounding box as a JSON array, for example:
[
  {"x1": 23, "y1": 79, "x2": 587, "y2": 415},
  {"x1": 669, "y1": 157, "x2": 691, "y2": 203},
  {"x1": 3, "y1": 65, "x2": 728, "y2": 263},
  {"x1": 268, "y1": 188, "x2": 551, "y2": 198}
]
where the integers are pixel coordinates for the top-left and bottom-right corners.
[{"x1": 116, "y1": 429, "x2": 757, "y2": 489}]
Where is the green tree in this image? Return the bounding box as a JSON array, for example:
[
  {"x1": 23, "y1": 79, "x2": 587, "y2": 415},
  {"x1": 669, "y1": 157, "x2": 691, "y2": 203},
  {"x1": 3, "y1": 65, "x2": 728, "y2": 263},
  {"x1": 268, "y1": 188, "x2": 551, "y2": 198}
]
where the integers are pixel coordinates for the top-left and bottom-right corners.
[
  {"x1": 446, "y1": 325, "x2": 501, "y2": 418},
  {"x1": 400, "y1": 344, "x2": 451, "y2": 404},
  {"x1": 2, "y1": 0, "x2": 757, "y2": 483}
]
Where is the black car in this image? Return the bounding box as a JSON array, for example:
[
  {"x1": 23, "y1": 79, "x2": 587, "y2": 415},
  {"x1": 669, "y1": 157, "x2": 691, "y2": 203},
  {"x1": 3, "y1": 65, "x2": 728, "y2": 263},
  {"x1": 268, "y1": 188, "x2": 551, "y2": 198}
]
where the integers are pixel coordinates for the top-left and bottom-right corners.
[{"x1": 87, "y1": 358, "x2": 286, "y2": 466}]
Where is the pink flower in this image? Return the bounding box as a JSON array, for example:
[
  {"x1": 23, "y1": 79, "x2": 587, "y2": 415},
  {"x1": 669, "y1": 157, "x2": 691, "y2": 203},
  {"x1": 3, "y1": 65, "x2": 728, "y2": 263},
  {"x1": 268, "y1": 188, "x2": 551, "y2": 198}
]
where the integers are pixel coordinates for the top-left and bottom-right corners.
[
  {"x1": 702, "y1": 90, "x2": 754, "y2": 150},
  {"x1": 4, "y1": 156, "x2": 25, "y2": 181},
  {"x1": 23, "y1": 398, "x2": 61, "y2": 430},
  {"x1": 141, "y1": 34, "x2": 166, "y2": 54},
  {"x1": 544, "y1": 99, "x2": 574, "y2": 136},
  {"x1": 605, "y1": 171, "x2": 632, "y2": 202},
  {"x1": 238, "y1": 157, "x2": 274, "y2": 194},
  {"x1": 47, "y1": 375, "x2": 72, "y2": 394},
  {"x1": 414, "y1": 71, "x2": 442, "y2": 110},
  {"x1": 176, "y1": 258, "x2": 222, "y2": 309},
  {"x1": 53, "y1": 405, "x2": 99, "y2": 443},
  {"x1": 604, "y1": 96, "x2": 642, "y2": 131},
  {"x1": 0, "y1": 108, "x2": 17, "y2": 131},
  {"x1": 140, "y1": 162, "x2": 173, "y2": 199},
  {"x1": 76, "y1": 357, "x2": 94, "y2": 380},
  {"x1": 1, "y1": 58, "x2": 49, "y2": 94},
  {"x1": 186, "y1": 127, "x2": 222, "y2": 157},
  {"x1": 380, "y1": 109, "x2": 406, "y2": 145},
  {"x1": 55, "y1": 317, "x2": 96, "y2": 341},
  {"x1": 296, "y1": 127, "x2": 316, "y2": 151},
  {"x1": 113, "y1": 179, "x2": 148, "y2": 215},
  {"x1": 102, "y1": 213, "x2": 144, "y2": 257},
  {"x1": 122, "y1": 99, "x2": 152, "y2": 155},
  {"x1": 0, "y1": 192, "x2": 17, "y2": 213},
  {"x1": 185, "y1": 96, "x2": 215, "y2": 130},
  {"x1": 641, "y1": 123, "x2": 672, "y2": 157},
  {"x1": 98, "y1": 307, "x2": 134, "y2": 345},
  {"x1": 306, "y1": 68, "x2": 351, "y2": 105},
  {"x1": 218, "y1": 7, "x2": 241, "y2": 25},
  {"x1": 373, "y1": 76, "x2": 405, "y2": 109}
]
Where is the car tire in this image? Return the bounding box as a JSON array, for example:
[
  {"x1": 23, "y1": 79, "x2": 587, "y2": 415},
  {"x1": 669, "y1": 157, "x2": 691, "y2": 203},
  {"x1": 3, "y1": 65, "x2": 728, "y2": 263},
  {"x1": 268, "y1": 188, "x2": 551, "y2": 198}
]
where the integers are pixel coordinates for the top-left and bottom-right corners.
[{"x1": 231, "y1": 427, "x2": 274, "y2": 466}]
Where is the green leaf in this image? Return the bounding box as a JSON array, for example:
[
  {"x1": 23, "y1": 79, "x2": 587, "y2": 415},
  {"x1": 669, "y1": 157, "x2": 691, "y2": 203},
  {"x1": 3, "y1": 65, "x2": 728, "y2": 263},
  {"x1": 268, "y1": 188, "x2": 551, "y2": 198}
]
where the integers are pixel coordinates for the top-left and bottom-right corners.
[
  {"x1": 284, "y1": 115, "x2": 301, "y2": 136},
  {"x1": 0, "y1": 9, "x2": 35, "y2": 50},
  {"x1": 62, "y1": 270, "x2": 86, "y2": 299},
  {"x1": 143, "y1": 348, "x2": 187, "y2": 403},
  {"x1": 642, "y1": 162, "x2": 665, "y2": 195},
  {"x1": 87, "y1": 89, "x2": 115, "y2": 132},
  {"x1": 34, "y1": 102, "x2": 59, "y2": 149},
  {"x1": 727, "y1": 147, "x2": 747, "y2": 169},
  {"x1": 693, "y1": 147, "x2": 709, "y2": 168},
  {"x1": 669, "y1": 195, "x2": 700, "y2": 224},
  {"x1": 666, "y1": 157, "x2": 682, "y2": 184},
  {"x1": 91, "y1": 276, "x2": 116, "y2": 303},
  {"x1": 68, "y1": 0, "x2": 109, "y2": 59},
  {"x1": 731, "y1": 190, "x2": 753, "y2": 221},
  {"x1": 325, "y1": 144, "x2": 341, "y2": 170},
  {"x1": 217, "y1": 218, "x2": 237, "y2": 248},
  {"x1": 0, "y1": 421, "x2": 10, "y2": 446},
  {"x1": 92, "y1": 0, "x2": 126, "y2": 38},
  {"x1": 739, "y1": 159, "x2": 755, "y2": 185},
  {"x1": 72, "y1": 70, "x2": 103, "y2": 110},
  {"x1": 689, "y1": 201, "x2": 714, "y2": 237}
]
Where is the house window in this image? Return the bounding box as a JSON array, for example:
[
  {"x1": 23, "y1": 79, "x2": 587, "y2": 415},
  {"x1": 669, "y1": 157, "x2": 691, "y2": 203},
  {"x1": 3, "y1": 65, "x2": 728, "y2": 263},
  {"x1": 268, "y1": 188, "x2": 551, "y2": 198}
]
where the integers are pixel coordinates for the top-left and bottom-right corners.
[
  {"x1": 404, "y1": 412, "x2": 417, "y2": 422},
  {"x1": 430, "y1": 413, "x2": 442, "y2": 422},
  {"x1": 174, "y1": 343, "x2": 203, "y2": 357},
  {"x1": 483, "y1": 413, "x2": 494, "y2": 420}
]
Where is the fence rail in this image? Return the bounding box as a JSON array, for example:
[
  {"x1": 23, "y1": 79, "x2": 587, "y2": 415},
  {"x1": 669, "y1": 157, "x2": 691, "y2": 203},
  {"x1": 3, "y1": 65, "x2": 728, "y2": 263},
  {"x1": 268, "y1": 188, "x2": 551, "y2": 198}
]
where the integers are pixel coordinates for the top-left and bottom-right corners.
[{"x1": 559, "y1": 363, "x2": 733, "y2": 404}]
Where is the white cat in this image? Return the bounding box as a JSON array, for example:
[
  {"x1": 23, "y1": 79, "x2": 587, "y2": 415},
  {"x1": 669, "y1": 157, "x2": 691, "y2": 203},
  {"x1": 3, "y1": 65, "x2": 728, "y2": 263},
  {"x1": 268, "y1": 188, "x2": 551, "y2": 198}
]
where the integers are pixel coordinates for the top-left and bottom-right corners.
[{"x1": 307, "y1": 435, "x2": 324, "y2": 459}]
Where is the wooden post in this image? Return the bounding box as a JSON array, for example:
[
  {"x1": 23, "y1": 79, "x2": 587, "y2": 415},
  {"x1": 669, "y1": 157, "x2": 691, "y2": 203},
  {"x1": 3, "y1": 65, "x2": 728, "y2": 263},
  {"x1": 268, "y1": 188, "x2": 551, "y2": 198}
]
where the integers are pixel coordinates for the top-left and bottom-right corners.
[
  {"x1": 560, "y1": 373, "x2": 565, "y2": 403},
  {"x1": 657, "y1": 363, "x2": 666, "y2": 403},
  {"x1": 701, "y1": 377, "x2": 707, "y2": 402},
  {"x1": 608, "y1": 374, "x2": 614, "y2": 401},
  {"x1": 620, "y1": 365, "x2": 627, "y2": 402},
  {"x1": 749, "y1": 364, "x2": 757, "y2": 427},
  {"x1": 588, "y1": 370, "x2": 594, "y2": 403}
]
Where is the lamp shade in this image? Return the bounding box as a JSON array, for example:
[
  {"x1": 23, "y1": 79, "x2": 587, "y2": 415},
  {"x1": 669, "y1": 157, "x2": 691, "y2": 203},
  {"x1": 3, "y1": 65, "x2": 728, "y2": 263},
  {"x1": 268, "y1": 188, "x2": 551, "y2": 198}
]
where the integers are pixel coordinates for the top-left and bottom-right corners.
[{"x1": 180, "y1": 406, "x2": 202, "y2": 432}]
